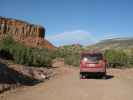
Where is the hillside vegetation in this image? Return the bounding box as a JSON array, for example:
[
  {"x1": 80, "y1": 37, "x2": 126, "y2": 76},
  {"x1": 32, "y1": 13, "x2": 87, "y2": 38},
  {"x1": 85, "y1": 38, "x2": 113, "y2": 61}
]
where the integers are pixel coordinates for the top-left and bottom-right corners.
[
  {"x1": 0, "y1": 36, "x2": 132, "y2": 68},
  {"x1": 54, "y1": 44, "x2": 83, "y2": 66},
  {"x1": 86, "y1": 38, "x2": 133, "y2": 51},
  {"x1": 55, "y1": 38, "x2": 133, "y2": 68},
  {"x1": 0, "y1": 36, "x2": 55, "y2": 67}
]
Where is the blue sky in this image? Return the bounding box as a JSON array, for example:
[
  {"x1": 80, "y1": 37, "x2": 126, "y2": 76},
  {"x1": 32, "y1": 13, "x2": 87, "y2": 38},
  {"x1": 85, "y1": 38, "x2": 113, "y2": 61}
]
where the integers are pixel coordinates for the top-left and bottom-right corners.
[{"x1": 0, "y1": 0, "x2": 133, "y2": 46}]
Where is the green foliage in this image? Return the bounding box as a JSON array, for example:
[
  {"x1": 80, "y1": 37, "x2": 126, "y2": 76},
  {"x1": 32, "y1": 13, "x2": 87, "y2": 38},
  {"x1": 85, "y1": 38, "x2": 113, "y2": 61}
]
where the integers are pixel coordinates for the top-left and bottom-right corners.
[
  {"x1": 55, "y1": 45, "x2": 83, "y2": 57},
  {"x1": 64, "y1": 53, "x2": 80, "y2": 66},
  {"x1": 2, "y1": 36, "x2": 131, "y2": 68},
  {"x1": 55, "y1": 45, "x2": 82, "y2": 66},
  {"x1": 128, "y1": 48, "x2": 133, "y2": 66},
  {"x1": 0, "y1": 36, "x2": 53, "y2": 67},
  {"x1": 56, "y1": 43, "x2": 133, "y2": 68},
  {"x1": 104, "y1": 49, "x2": 128, "y2": 68},
  {"x1": 0, "y1": 36, "x2": 15, "y2": 51}
]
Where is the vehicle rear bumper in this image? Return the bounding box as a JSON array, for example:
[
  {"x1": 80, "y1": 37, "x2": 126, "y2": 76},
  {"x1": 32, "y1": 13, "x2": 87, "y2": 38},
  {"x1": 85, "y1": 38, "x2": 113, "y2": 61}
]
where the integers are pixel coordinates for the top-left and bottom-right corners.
[{"x1": 80, "y1": 67, "x2": 106, "y2": 73}]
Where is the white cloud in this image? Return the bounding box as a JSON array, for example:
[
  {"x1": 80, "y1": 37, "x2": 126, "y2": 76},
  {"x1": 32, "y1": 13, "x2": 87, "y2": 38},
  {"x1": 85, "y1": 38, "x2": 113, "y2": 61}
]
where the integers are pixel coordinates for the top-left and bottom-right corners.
[
  {"x1": 46, "y1": 30, "x2": 97, "y2": 46},
  {"x1": 103, "y1": 33, "x2": 121, "y2": 39}
]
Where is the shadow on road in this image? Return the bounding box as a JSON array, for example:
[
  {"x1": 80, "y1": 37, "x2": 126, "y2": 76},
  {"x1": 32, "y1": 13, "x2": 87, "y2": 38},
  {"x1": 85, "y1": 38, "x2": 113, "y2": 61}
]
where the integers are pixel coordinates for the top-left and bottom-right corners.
[
  {"x1": 105, "y1": 75, "x2": 114, "y2": 79},
  {"x1": 81, "y1": 74, "x2": 114, "y2": 80},
  {"x1": 0, "y1": 62, "x2": 40, "y2": 86}
]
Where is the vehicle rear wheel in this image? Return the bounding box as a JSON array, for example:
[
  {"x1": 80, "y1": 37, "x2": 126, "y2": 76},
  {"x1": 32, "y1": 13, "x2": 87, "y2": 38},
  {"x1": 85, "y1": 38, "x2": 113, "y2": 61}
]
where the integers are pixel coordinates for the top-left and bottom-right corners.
[
  {"x1": 80, "y1": 73, "x2": 82, "y2": 79},
  {"x1": 82, "y1": 75, "x2": 86, "y2": 79},
  {"x1": 80, "y1": 73, "x2": 86, "y2": 79},
  {"x1": 102, "y1": 74, "x2": 106, "y2": 79}
]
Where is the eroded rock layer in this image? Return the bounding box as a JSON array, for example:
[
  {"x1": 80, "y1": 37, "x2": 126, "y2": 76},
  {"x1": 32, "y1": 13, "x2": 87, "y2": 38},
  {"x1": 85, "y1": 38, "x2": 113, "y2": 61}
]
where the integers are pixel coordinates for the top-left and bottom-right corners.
[{"x1": 0, "y1": 17, "x2": 55, "y2": 49}]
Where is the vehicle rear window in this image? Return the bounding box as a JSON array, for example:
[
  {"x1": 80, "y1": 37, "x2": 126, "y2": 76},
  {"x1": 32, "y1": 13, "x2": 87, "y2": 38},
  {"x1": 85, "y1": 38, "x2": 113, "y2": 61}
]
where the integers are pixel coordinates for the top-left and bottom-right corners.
[{"x1": 81, "y1": 54, "x2": 103, "y2": 62}]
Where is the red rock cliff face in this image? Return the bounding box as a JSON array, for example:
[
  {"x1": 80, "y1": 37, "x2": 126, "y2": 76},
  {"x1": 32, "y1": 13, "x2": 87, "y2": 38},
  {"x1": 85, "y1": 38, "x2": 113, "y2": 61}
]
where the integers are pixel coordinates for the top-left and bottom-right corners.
[{"x1": 0, "y1": 17, "x2": 55, "y2": 49}]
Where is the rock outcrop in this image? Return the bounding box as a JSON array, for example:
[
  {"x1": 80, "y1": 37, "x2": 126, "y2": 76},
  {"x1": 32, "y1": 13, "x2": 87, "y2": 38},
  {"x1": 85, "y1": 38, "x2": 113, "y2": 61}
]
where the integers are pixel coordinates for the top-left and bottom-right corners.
[
  {"x1": 0, "y1": 16, "x2": 55, "y2": 49},
  {"x1": 0, "y1": 59, "x2": 54, "y2": 93}
]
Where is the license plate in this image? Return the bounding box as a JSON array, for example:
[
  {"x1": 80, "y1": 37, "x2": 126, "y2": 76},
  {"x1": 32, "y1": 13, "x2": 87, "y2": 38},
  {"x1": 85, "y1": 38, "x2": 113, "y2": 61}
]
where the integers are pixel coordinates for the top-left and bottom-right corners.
[{"x1": 88, "y1": 64, "x2": 96, "y2": 67}]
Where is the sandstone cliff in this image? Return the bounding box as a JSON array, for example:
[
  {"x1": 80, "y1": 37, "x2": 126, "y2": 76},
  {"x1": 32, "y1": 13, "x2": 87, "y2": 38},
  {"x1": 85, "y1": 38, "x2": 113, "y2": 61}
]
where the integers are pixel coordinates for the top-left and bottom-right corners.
[{"x1": 0, "y1": 17, "x2": 55, "y2": 49}]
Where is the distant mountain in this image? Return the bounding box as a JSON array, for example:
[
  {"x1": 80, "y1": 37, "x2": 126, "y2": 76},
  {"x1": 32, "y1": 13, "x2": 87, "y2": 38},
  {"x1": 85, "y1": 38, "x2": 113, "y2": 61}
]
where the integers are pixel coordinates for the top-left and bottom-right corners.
[{"x1": 86, "y1": 37, "x2": 133, "y2": 51}]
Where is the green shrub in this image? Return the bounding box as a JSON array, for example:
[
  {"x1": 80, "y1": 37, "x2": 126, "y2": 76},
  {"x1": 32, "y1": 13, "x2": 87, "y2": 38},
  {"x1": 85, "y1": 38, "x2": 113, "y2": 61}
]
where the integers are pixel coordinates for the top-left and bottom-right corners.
[
  {"x1": 56, "y1": 45, "x2": 82, "y2": 57},
  {"x1": 128, "y1": 49, "x2": 133, "y2": 66},
  {"x1": 0, "y1": 36, "x2": 53, "y2": 67},
  {"x1": 104, "y1": 49, "x2": 128, "y2": 68},
  {"x1": 55, "y1": 45, "x2": 82, "y2": 66},
  {"x1": 64, "y1": 53, "x2": 80, "y2": 66}
]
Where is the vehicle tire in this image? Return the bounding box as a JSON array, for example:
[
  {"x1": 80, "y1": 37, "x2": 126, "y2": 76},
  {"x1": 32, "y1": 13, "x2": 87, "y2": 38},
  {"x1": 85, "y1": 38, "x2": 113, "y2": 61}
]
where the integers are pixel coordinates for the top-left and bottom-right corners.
[
  {"x1": 102, "y1": 74, "x2": 106, "y2": 79},
  {"x1": 80, "y1": 73, "x2": 86, "y2": 79},
  {"x1": 82, "y1": 75, "x2": 86, "y2": 79},
  {"x1": 80, "y1": 73, "x2": 82, "y2": 79}
]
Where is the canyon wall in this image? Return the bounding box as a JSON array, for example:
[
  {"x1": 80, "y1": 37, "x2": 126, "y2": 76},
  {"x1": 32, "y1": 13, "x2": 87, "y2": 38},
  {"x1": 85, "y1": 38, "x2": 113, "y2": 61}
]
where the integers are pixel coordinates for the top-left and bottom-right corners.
[
  {"x1": 0, "y1": 17, "x2": 55, "y2": 49},
  {"x1": 0, "y1": 16, "x2": 45, "y2": 38}
]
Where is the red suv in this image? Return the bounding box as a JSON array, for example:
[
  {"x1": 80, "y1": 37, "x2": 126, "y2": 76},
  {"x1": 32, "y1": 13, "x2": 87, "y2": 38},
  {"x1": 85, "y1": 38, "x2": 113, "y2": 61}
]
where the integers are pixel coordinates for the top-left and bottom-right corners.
[{"x1": 80, "y1": 51, "x2": 107, "y2": 79}]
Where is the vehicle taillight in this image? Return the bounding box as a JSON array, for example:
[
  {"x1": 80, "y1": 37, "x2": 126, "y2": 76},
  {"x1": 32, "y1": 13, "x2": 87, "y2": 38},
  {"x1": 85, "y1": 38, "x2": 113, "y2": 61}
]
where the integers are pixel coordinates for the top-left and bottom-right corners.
[
  {"x1": 98, "y1": 60, "x2": 105, "y2": 67},
  {"x1": 83, "y1": 57, "x2": 88, "y2": 62}
]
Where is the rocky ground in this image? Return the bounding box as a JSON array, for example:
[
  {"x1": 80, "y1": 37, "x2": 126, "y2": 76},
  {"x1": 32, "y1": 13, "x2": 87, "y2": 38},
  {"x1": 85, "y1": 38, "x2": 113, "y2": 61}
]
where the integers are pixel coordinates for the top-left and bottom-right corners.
[
  {"x1": 0, "y1": 59, "x2": 55, "y2": 93},
  {"x1": 1, "y1": 60, "x2": 133, "y2": 100}
]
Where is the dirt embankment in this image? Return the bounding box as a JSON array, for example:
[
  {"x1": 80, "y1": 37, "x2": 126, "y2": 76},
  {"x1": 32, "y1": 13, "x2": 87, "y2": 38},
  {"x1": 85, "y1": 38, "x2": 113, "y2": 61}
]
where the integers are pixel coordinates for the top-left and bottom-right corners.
[
  {"x1": 0, "y1": 59, "x2": 54, "y2": 93},
  {"x1": 1, "y1": 60, "x2": 133, "y2": 100}
]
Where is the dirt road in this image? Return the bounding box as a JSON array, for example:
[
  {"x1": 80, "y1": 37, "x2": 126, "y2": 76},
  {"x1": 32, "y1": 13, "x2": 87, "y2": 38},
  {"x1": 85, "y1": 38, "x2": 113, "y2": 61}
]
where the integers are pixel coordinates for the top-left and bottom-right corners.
[{"x1": 1, "y1": 61, "x2": 133, "y2": 100}]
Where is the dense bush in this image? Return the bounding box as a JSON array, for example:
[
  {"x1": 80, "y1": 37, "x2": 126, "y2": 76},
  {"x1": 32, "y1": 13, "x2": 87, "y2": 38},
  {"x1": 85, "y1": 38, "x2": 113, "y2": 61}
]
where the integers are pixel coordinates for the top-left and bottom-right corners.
[
  {"x1": 104, "y1": 49, "x2": 128, "y2": 68},
  {"x1": 55, "y1": 45, "x2": 82, "y2": 58},
  {"x1": 64, "y1": 53, "x2": 80, "y2": 66},
  {"x1": 0, "y1": 36, "x2": 53, "y2": 67},
  {"x1": 54, "y1": 45, "x2": 133, "y2": 68},
  {"x1": 128, "y1": 49, "x2": 133, "y2": 66},
  {"x1": 1, "y1": 36, "x2": 132, "y2": 68},
  {"x1": 55, "y1": 45, "x2": 82, "y2": 66}
]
